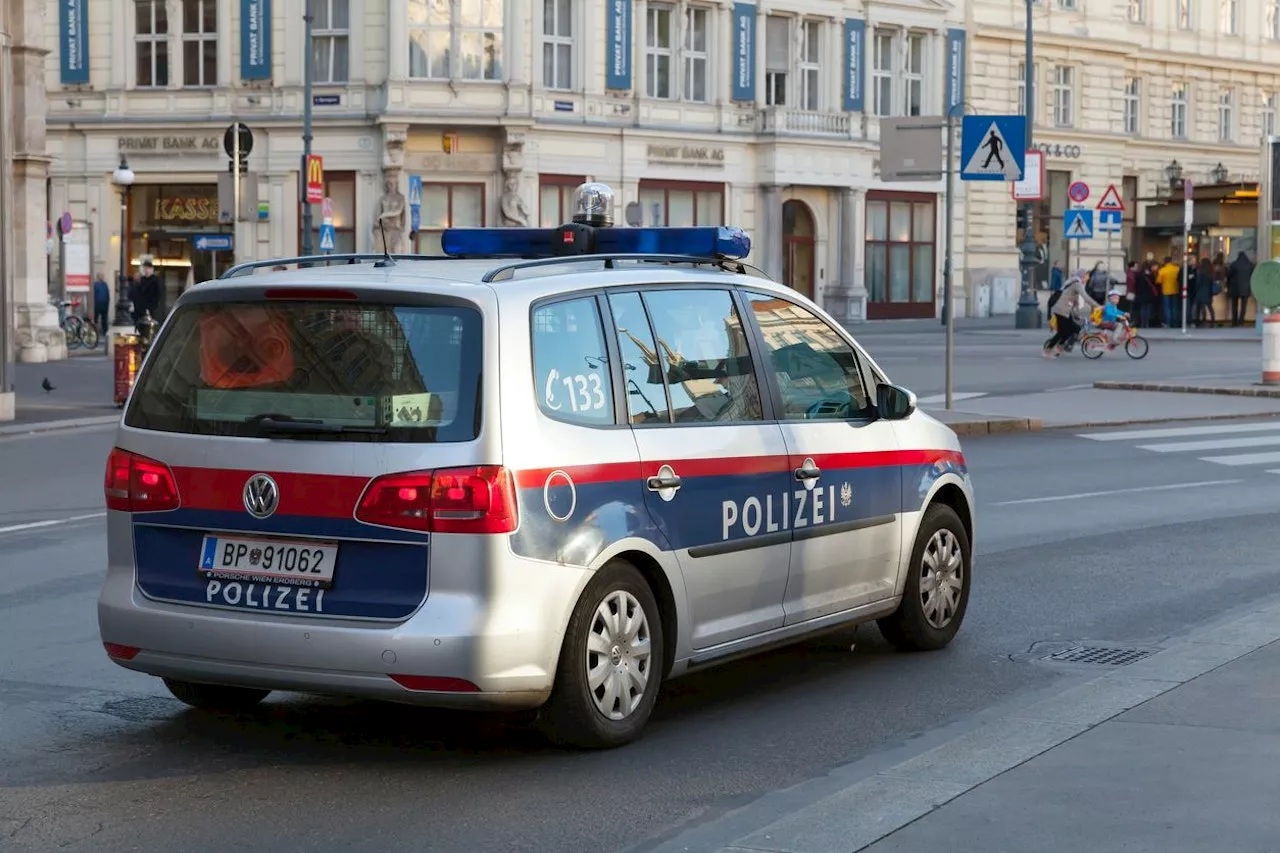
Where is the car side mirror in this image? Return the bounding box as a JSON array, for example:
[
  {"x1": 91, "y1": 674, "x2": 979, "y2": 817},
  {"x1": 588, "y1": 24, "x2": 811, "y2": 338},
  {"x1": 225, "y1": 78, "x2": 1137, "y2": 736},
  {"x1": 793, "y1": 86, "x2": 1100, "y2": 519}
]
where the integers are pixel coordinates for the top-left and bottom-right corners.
[{"x1": 876, "y1": 383, "x2": 917, "y2": 421}]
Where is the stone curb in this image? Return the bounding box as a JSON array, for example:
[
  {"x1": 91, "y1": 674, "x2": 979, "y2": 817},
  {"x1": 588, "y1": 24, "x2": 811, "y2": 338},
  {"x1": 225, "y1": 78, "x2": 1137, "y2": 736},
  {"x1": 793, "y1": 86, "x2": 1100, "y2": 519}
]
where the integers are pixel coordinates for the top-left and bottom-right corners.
[
  {"x1": 1094, "y1": 380, "x2": 1280, "y2": 398},
  {"x1": 0, "y1": 415, "x2": 120, "y2": 437},
  {"x1": 1038, "y1": 410, "x2": 1280, "y2": 430},
  {"x1": 634, "y1": 596, "x2": 1280, "y2": 853},
  {"x1": 931, "y1": 416, "x2": 1043, "y2": 436}
]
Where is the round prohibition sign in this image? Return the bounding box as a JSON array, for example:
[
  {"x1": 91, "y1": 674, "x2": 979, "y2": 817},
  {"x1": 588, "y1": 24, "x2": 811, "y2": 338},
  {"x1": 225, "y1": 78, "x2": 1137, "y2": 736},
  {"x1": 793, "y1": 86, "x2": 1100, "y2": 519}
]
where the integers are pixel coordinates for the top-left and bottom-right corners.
[
  {"x1": 543, "y1": 470, "x2": 577, "y2": 523},
  {"x1": 1068, "y1": 181, "x2": 1090, "y2": 204}
]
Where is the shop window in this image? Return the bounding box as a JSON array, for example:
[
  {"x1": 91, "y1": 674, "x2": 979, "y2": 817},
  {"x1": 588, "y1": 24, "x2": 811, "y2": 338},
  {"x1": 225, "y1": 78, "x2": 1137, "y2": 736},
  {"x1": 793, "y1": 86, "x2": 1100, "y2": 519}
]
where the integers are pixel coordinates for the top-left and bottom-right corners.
[
  {"x1": 299, "y1": 172, "x2": 357, "y2": 255},
  {"x1": 865, "y1": 192, "x2": 936, "y2": 318},
  {"x1": 637, "y1": 181, "x2": 723, "y2": 227},
  {"x1": 539, "y1": 175, "x2": 586, "y2": 227},
  {"x1": 413, "y1": 183, "x2": 486, "y2": 254}
]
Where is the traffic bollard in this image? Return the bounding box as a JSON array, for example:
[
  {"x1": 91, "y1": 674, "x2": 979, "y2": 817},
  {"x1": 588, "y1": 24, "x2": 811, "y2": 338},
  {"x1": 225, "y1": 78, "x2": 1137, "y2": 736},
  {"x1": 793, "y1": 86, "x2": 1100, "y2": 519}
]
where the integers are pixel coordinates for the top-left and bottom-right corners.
[{"x1": 1263, "y1": 310, "x2": 1280, "y2": 385}]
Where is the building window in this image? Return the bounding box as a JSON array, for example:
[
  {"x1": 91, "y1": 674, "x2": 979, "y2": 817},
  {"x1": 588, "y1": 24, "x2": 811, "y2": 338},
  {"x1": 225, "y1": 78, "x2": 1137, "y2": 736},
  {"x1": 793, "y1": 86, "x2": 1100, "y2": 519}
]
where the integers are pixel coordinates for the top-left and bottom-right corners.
[
  {"x1": 1269, "y1": 1, "x2": 1280, "y2": 39},
  {"x1": 645, "y1": 4, "x2": 674, "y2": 99},
  {"x1": 1177, "y1": 0, "x2": 1192, "y2": 29},
  {"x1": 1058, "y1": 0, "x2": 1077, "y2": 8},
  {"x1": 312, "y1": 0, "x2": 350, "y2": 84},
  {"x1": 135, "y1": 0, "x2": 169, "y2": 87},
  {"x1": 799, "y1": 20, "x2": 821, "y2": 111},
  {"x1": 1016, "y1": 61, "x2": 1038, "y2": 117},
  {"x1": 408, "y1": 0, "x2": 504, "y2": 81},
  {"x1": 538, "y1": 174, "x2": 585, "y2": 226},
  {"x1": 865, "y1": 192, "x2": 936, "y2": 319},
  {"x1": 681, "y1": 6, "x2": 709, "y2": 103},
  {"x1": 637, "y1": 180, "x2": 724, "y2": 226},
  {"x1": 903, "y1": 33, "x2": 924, "y2": 117},
  {"x1": 181, "y1": 0, "x2": 217, "y2": 87},
  {"x1": 1219, "y1": 89, "x2": 1235, "y2": 142},
  {"x1": 871, "y1": 30, "x2": 893, "y2": 117},
  {"x1": 413, "y1": 183, "x2": 486, "y2": 254},
  {"x1": 1052, "y1": 65, "x2": 1074, "y2": 127},
  {"x1": 542, "y1": 0, "x2": 572, "y2": 90},
  {"x1": 1171, "y1": 82, "x2": 1189, "y2": 139},
  {"x1": 298, "y1": 172, "x2": 357, "y2": 255},
  {"x1": 1265, "y1": 93, "x2": 1277, "y2": 138},
  {"x1": 764, "y1": 15, "x2": 788, "y2": 106},
  {"x1": 1123, "y1": 78, "x2": 1140, "y2": 135},
  {"x1": 1220, "y1": 0, "x2": 1238, "y2": 34},
  {"x1": 1127, "y1": 0, "x2": 1144, "y2": 23}
]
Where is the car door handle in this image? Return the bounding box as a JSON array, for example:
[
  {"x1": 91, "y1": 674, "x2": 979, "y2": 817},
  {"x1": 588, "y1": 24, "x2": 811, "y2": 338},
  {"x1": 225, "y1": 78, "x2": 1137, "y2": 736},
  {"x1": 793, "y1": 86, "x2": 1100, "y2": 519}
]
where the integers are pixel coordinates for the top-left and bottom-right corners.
[
  {"x1": 794, "y1": 462, "x2": 822, "y2": 481},
  {"x1": 646, "y1": 475, "x2": 682, "y2": 491}
]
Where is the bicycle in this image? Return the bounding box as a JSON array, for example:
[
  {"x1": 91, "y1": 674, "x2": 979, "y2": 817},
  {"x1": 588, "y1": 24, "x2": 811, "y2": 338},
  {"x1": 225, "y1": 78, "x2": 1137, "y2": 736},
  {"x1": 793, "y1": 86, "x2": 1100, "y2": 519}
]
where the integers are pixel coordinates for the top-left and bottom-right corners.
[
  {"x1": 1080, "y1": 322, "x2": 1148, "y2": 360},
  {"x1": 52, "y1": 297, "x2": 101, "y2": 350}
]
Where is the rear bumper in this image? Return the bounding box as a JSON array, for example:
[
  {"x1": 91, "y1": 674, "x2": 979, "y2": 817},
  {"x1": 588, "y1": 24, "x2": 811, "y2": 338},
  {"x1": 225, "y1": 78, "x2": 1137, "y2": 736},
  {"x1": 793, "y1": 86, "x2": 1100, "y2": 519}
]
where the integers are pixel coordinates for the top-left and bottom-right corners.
[{"x1": 98, "y1": 549, "x2": 592, "y2": 711}]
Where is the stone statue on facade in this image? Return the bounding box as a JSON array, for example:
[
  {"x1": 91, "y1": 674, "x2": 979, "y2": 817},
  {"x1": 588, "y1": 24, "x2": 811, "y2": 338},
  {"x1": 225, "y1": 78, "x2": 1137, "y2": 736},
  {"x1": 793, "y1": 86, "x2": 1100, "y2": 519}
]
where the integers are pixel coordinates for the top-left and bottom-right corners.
[
  {"x1": 500, "y1": 172, "x2": 531, "y2": 227},
  {"x1": 374, "y1": 177, "x2": 407, "y2": 254}
]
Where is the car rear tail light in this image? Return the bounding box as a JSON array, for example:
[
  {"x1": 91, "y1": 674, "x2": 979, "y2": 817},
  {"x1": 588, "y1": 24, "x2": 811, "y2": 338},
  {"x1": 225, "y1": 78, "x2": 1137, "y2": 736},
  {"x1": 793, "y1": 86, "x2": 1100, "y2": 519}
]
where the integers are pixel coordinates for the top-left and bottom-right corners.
[
  {"x1": 104, "y1": 448, "x2": 181, "y2": 513},
  {"x1": 388, "y1": 674, "x2": 481, "y2": 693},
  {"x1": 355, "y1": 466, "x2": 518, "y2": 534},
  {"x1": 103, "y1": 642, "x2": 141, "y2": 661}
]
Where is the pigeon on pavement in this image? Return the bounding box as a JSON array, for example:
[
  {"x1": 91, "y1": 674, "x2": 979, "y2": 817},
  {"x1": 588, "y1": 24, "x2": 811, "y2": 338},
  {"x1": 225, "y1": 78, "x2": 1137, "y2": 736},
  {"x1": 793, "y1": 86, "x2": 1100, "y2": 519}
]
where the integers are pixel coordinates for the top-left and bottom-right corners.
[{"x1": 41, "y1": 378, "x2": 55, "y2": 393}]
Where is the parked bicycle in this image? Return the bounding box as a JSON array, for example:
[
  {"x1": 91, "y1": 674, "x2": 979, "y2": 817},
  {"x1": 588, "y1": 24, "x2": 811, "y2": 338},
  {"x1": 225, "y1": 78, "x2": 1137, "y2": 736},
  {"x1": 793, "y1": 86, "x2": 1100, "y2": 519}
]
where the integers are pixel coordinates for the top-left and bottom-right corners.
[{"x1": 52, "y1": 296, "x2": 101, "y2": 350}]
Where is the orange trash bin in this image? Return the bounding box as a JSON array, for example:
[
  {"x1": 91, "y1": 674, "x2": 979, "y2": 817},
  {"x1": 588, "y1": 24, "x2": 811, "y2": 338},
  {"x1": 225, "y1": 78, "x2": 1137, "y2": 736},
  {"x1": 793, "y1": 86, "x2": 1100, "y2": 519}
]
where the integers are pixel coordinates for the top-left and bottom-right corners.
[{"x1": 113, "y1": 333, "x2": 141, "y2": 408}]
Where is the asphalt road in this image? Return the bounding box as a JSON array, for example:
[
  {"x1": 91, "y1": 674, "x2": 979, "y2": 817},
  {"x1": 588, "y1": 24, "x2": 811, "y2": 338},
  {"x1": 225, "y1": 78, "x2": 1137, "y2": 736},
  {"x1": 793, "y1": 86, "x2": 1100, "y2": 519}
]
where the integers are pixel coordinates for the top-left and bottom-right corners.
[{"x1": 3, "y1": 418, "x2": 1279, "y2": 852}]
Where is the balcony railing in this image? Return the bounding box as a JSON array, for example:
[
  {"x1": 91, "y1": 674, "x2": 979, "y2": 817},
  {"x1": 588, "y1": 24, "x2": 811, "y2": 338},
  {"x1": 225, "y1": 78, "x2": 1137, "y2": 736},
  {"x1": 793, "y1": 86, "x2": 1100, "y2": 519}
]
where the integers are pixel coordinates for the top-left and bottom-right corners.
[{"x1": 758, "y1": 107, "x2": 854, "y2": 138}]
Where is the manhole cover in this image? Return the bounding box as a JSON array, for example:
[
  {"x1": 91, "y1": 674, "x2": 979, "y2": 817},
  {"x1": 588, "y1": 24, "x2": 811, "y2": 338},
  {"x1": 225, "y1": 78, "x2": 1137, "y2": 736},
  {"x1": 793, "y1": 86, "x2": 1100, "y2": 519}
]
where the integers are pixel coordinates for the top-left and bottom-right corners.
[{"x1": 1041, "y1": 645, "x2": 1155, "y2": 666}]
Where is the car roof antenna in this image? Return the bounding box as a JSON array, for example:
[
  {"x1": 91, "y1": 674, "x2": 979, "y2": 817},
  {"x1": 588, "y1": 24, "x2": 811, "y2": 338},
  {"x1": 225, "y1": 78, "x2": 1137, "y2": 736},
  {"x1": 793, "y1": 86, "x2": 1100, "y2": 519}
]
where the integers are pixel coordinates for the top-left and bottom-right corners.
[{"x1": 374, "y1": 218, "x2": 395, "y2": 268}]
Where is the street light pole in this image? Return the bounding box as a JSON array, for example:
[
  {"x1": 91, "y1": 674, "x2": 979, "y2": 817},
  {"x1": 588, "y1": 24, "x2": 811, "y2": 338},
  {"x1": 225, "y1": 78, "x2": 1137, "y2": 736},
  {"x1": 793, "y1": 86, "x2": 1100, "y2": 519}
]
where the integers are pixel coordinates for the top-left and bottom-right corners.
[
  {"x1": 1014, "y1": 0, "x2": 1041, "y2": 328},
  {"x1": 112, "y1": 157, "x2": 135, "y2": 327},
  {"x1": 300, "y1": 0, "x2": 315, "y2": 256}
]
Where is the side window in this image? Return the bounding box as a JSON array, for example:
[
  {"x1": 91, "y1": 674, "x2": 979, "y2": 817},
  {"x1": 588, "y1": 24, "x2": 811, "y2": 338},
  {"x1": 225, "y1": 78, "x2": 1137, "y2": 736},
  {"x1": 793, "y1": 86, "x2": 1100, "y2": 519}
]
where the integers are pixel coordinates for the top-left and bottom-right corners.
[
  {"x1": 608, "y1": 292, "x2": 673, "y2": 424},
  {"x1": 745, "y1": 292, "x2": 873, "y2": 420},
  {"x1": 531, "y1": 296, "x2": 615, "y2": 425},
  {"x1": 640, "y1": 289, "x2": 763, "y2": 423}
]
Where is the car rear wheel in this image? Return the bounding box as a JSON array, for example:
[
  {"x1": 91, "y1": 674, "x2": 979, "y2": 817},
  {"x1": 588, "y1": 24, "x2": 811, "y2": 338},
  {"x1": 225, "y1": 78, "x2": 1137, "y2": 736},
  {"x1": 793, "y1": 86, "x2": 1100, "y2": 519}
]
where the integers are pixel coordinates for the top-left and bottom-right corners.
[
  {"x1": 541, "y1": 560, "x2": 664, "y2": 749},
  {"x1": 163, "y1": 678, "x2": 271, "y2": 712},
  {"x1": 877, "y1": 503, "x2": 971, "y2": 652}
]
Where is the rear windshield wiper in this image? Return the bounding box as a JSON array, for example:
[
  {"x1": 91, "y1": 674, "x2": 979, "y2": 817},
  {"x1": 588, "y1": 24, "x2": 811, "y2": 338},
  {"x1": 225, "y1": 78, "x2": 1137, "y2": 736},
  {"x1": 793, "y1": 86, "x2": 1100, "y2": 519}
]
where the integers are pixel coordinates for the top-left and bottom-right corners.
[{"x1": 247, "y1": 414, "x2": 387, "y2": 436}]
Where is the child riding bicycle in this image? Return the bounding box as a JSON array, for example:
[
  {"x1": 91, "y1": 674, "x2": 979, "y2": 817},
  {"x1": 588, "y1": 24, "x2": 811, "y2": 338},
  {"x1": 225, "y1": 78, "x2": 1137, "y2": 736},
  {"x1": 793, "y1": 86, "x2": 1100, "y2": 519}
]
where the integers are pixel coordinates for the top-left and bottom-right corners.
[{"x1": 1090, "y1": 288, "x2": 1132, "y2": 350}]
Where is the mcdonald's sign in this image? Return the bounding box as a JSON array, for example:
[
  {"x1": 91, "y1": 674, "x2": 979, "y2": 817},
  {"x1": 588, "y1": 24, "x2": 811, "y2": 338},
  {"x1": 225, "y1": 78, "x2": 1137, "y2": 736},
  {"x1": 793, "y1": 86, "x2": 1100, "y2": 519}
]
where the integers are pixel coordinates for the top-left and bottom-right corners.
[{"x1": 305, "y1": 155, "x2": 324, "y2": 204}]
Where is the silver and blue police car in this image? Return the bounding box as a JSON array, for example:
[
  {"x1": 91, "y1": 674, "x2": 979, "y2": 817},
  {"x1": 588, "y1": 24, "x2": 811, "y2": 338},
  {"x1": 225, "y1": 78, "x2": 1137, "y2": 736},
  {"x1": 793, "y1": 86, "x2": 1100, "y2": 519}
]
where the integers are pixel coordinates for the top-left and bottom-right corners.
[{"x1": 99, "y1": 183, "x2": 974, "y2": 749}]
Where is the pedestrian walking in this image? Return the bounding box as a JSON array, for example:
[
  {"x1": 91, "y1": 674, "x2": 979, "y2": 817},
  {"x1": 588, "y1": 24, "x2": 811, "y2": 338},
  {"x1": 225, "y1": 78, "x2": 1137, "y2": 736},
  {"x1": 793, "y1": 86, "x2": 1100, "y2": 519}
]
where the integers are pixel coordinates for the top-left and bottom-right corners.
[
  {"x1": 1043, "y1": 272, "x2": 1098, "y2": 358},
  {"x1": 1133, "y1": 261, "x2": 1160, "y2": 328},
  {"x1": 1050, "y1": 260, "x2": 1064, "y2": 292},
  {"x1": 91, "y1": 272, "x2": 110, "y2": 336},
  {"x1": 1228, "y1": 250, "x2": 1254, "y2": 326},
  {"x1": 1194, "y1": 256, "x2": 1216, "y2": 327}
]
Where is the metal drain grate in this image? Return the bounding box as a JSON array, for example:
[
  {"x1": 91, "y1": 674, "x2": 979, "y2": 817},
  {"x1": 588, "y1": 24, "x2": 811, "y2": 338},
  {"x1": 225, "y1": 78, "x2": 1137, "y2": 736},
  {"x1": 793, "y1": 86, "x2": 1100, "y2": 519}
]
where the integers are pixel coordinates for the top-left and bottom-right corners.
[{"x1": 1042, "y1": 645, "x2": 1155, "y2": 666}]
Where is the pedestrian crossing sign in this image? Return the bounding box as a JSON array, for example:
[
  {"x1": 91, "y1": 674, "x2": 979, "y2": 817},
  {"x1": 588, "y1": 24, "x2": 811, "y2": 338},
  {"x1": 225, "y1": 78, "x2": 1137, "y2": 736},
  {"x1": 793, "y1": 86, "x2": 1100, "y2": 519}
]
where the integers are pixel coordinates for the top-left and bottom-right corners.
[
  {"x1": 318, "y1": 223, "x2": 336, "y2": 252},
  {"x1": 1064, "y1": 208, "x2": 1093, "y2": 240},
  {"x1": 960, "y1": 115, "x2": 1026, "y2": 182}
]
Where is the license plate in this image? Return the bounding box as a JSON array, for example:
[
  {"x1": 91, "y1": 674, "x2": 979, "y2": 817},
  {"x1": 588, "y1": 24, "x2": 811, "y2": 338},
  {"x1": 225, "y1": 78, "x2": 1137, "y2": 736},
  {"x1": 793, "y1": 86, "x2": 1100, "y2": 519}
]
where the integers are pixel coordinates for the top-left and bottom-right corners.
[{"x1": 198, "y1": 534, "x2": 338, "y2": 588}]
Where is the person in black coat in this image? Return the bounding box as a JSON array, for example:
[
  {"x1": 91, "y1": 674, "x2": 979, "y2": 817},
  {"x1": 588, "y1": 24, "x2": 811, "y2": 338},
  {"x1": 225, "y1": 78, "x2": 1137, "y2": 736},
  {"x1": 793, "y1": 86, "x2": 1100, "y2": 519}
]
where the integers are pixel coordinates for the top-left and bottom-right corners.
[
  {"x1": 132, "y1": 261, "x2": 162, "y2": 322},
  {"x1": 1227, "y1": 251, "x2": 1255, "y2": 326}
]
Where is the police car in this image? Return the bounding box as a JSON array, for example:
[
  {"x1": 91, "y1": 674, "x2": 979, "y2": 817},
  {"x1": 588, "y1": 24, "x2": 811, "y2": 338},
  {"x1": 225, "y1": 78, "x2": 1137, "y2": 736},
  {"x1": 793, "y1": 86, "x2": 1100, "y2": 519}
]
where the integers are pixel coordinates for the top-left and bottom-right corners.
[{"x1": 99, "y1": 183, "x2": 974, "y2": 749}]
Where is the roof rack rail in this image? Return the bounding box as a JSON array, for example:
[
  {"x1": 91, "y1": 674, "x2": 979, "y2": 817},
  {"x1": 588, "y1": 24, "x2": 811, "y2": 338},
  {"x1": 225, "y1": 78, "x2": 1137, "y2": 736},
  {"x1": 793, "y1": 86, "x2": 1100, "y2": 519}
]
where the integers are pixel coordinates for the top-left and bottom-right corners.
[
  {"x1": 218, "y1": 253, "x2": 448, "y2": 279},
  {"x1": 481, "y1": 253, "x2": 770, "y2": 283}
]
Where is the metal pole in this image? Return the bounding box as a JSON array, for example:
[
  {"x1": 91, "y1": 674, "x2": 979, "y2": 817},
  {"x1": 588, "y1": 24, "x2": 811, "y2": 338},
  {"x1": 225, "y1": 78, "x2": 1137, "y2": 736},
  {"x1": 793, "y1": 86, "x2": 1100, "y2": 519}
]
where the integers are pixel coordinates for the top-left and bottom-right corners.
[
  {"x1": 1014, "y1": 0, "x2": 1039, "y2": 328},
  {"x1": 118, "y1": 186, "x2": 129, "y2": 323},
  {"x1": 300, "y1": 0, "x2": 315, "y2": 256},
  {"x1": 233, "y1": 125, "x2": 241, "y2": 263},
  {"x1": 1181, "y1": 229, "x2": 1189, "y2": 335},
  {"x1": 0, "y1": 30, "x2": 13, "y2": 399},
  {"x1": 944, "y1": 111, "x2": 956, "y2": 411}
]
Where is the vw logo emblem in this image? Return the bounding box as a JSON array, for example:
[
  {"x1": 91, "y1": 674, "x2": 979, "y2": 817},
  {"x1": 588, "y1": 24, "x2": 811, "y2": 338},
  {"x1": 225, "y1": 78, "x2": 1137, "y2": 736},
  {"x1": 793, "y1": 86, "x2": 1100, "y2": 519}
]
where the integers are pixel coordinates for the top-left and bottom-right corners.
[{"x1": 243, "y1": 474, "x2": 280, "y2": 519}]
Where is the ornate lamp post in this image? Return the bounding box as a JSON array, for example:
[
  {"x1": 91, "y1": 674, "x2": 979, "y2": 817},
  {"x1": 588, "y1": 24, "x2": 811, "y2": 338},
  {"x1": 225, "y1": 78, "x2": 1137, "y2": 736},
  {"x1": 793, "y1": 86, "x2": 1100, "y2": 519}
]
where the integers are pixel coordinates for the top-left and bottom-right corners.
[
  {"x1": 1165, "y1": 159, "x2": 1184, "y2": 190},
  {"x1": 111, "y1": 156, "x2": 135, "y2": 326},
  {"x1": 1013, "y1": 0, "x2": 1040, "y2": 328},
  {"x1": 1210, "y1": 162, "x2": 1229, "y2": 185}
]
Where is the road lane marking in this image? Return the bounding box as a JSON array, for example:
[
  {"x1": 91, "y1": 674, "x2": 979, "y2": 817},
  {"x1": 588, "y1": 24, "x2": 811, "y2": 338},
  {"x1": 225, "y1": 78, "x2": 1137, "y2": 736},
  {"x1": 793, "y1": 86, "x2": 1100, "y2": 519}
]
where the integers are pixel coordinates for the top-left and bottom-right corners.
[
  {"x1": 1199, "y1": 450, "x2": 1280, "y2": 466},
  {"x1": 0, "y1": 512, "x2": 107, "y2": 534},
  {"x1": 1079, "y1": 422, "x2": 1280, "y2": 441},
  {"x1": 993, "y1": 480, "x2": 1242, "y2": 506},
  {"x1": 917, "y1": 392, "x2": 988, "y2": 405},
  {"x1": 1137, "y1": 435, "x2": 1280, "y2": 453}
]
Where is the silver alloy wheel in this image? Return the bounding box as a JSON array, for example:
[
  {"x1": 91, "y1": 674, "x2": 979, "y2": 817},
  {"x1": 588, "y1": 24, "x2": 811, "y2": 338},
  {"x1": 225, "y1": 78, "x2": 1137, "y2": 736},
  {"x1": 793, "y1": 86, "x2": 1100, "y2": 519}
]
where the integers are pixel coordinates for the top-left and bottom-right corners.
[
  {"x1": 586, "y1": 589, "x2": 652, "y2": 721},
  {"x1": 920, "y1": 528, "x2": 964, "y2": 630}
]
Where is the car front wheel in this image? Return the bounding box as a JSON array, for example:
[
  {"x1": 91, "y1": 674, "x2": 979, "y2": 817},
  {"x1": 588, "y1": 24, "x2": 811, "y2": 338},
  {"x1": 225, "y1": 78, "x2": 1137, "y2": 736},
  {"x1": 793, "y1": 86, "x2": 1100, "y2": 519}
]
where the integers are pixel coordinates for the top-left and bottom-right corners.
[{"x1": 878, "y1": 503, "x2": 971, "y2": 651}]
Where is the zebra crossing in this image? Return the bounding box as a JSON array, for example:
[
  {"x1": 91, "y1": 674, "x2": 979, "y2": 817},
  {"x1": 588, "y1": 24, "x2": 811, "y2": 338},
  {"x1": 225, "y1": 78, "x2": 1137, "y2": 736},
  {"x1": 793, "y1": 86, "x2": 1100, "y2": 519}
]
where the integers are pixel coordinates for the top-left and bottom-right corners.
[{"x1": 1078, "y1": 421, "x2": 1280, "y2": 474}]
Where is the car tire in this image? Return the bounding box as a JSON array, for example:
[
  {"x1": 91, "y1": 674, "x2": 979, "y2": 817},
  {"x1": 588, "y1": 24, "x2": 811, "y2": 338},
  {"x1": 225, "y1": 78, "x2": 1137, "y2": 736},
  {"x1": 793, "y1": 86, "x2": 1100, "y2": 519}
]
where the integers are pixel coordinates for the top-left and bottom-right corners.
[
  {"x1": 163, "y1": 678, "x2": 271, "y2": 712},
  {"x1": 877, "y1": 503, "x2": 971, "y2": 652},
  {"x1": 541, "y1": 560, "x2": 664, "y2": 749}
]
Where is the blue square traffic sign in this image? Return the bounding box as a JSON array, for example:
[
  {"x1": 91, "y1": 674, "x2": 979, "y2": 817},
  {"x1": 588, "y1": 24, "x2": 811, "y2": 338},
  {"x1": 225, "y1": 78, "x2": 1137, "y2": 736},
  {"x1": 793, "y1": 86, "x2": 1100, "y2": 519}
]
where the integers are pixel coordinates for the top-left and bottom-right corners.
[
  {"x1": 960, "y1": 115, "x2": 1027, "y2": 182},
  {"x1": 1064, "y1": 208, "x2": 1094, "y2": 240},
  {"x1": 1096, "y1": 209, "x2": 1123, "y2": 234}
]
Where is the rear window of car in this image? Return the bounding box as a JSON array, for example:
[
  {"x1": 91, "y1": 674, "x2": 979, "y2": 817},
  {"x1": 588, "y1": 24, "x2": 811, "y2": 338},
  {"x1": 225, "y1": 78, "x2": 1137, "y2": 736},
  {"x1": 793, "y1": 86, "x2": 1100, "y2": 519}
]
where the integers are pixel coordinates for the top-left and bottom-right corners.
[{"x1": 124, "y1": 300, "x2": 482, "y2": 442}]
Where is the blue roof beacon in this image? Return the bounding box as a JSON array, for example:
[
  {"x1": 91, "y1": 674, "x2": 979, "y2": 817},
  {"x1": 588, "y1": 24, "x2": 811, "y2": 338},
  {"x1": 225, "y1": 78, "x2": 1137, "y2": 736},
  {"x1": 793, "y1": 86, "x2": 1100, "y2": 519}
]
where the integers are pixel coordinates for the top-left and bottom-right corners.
[{"x1": 439, "y1": 182, "x2": 752, "y2": 261}]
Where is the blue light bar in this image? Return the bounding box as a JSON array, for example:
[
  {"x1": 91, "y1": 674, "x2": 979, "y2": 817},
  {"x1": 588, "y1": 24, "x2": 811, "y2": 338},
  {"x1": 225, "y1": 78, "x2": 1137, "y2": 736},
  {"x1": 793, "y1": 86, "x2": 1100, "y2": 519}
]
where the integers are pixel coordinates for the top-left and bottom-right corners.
[{"x1": 439, "y1": 225, "x2": 752, "y2": 260}]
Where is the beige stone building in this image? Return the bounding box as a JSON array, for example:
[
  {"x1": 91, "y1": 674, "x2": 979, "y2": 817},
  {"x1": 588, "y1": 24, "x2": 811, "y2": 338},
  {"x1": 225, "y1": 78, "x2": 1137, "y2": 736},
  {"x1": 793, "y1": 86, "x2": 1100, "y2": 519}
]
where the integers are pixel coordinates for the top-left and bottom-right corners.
[
  {"x1": 964, "y1": 0, "x2": 1279, "y2": 310},
  {"x1": 41, "y1": 0, "x2": 968, "y2": 326}
]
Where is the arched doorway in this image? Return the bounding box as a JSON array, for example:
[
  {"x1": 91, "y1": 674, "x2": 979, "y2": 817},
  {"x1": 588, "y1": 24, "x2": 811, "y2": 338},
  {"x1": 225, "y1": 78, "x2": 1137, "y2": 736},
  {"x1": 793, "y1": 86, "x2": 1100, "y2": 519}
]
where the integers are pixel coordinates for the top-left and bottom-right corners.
[{"x1": 782, "y1": 200, "x2": 815, "y2": 300}]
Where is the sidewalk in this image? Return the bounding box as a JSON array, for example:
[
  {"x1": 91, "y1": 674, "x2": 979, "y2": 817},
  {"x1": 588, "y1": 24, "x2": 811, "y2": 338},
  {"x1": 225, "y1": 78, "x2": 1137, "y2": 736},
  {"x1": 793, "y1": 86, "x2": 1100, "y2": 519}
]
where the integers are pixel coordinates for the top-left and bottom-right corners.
[
  {"x1": 642, "y1": 596, "x2": 1280, "y2": 853},
  {"x1": 3, "y1": 356, "x2": 120, "y2": 433}
]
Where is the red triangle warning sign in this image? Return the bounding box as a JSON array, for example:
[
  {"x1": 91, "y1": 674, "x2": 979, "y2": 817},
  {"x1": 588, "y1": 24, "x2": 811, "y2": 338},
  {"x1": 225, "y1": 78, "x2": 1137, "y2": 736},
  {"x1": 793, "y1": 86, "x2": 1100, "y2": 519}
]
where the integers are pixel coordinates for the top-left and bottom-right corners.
[{"x1": 1096, "y1": 185, "x2": 1124, "y2": 212}]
